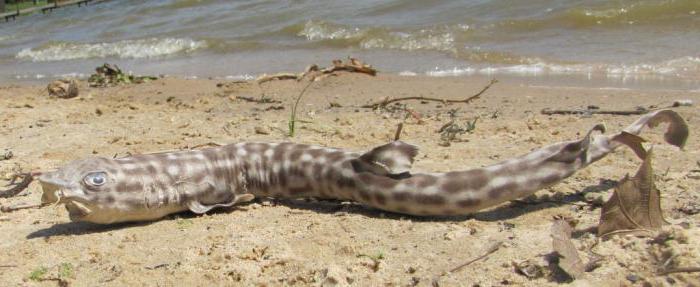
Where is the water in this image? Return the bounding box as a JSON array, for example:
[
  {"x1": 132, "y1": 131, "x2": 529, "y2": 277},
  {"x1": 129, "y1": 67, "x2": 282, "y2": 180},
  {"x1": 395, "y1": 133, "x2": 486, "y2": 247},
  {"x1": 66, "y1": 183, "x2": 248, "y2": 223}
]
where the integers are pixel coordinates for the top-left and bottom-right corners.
[{"x1": 1, "y1": 0, "x2": 699, "y2": 90}]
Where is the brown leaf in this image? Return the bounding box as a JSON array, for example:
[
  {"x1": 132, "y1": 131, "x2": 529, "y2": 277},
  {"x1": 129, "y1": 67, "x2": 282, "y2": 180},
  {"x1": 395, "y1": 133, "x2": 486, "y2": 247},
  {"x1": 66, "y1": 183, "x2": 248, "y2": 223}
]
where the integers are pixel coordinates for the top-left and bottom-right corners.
[
  {"x1": 598, "y1": 148, "x2": 668, "y2": 237},
  {"x1": 551, "y1": 219, "x2": 586, "y2": 279}
]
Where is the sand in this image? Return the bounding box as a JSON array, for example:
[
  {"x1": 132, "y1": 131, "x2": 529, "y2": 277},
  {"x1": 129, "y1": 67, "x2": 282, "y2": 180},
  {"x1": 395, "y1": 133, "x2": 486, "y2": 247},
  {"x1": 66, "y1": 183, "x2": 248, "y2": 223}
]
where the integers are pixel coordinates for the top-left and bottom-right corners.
[{"x1": 0, "y1": 74, "x2": 698, "y2": 286}]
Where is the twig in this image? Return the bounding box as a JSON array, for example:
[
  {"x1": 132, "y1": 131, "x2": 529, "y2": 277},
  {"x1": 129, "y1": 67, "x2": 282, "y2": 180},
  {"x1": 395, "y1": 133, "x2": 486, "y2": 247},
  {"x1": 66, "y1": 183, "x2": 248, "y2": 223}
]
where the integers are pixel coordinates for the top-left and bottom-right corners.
[
  {"x1": 256, "y1": 73, "x2": 301, "y2": 84},
  {"x1": 449, "y1": 241, "x2": 503, "y2": 273},
  {"x1": 658, "y1": 267, "x2": 700, "y2": 275},
  {"x1": 288, "y1": 80, "x2": 315, "y2": 137},
  {"x1": 541, "y1": 107, "x2": 649, "y2": 116},
  {"x1": 1, "y1": 203, "x2": 45, "y2": 213},
  {"x1": 394, "y1": 123, "x2": 404, "y2": 141},
  {"x1": 234, "y1": 96, "x2": 281, "y2": 104},
  {"x1": 431, "y1": 241, "x2": 503, "y2": 286},
  {"x1": 362, "y1": 79, "x2": 497, "y2": 109},
  {"x1": 0, "y1": 264, "x2": 17, "y2": 268},
  {"x1": 0, "y1": 173, "x2": 33, "y2": 198}
]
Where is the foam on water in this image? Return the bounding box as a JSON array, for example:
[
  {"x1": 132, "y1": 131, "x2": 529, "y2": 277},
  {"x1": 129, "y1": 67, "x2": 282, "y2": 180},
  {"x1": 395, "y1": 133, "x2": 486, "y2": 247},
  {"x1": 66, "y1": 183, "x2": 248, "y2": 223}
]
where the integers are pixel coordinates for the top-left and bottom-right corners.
[{"x1": 16, "y1": 38, "x2": 207, "y2": 61}]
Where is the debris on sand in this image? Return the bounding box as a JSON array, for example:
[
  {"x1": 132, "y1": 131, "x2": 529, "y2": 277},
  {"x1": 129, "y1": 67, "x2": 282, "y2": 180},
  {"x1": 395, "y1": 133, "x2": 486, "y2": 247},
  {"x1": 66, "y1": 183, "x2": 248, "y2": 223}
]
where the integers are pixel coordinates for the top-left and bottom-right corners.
[
  {"x1": 362, "y1": 79, "x2": 496, "y2": 109},
  {"x1": 550, "y1": 219, "x2": 587, "y2": 280},
  {"x1": 47, "y1": 79, "x2": 79, "y2": 98},
  {"x1": 88, "y1": 63, "x2": 158, "y2": 88},
  {"x1": 255, "y1": 57, "x2": 377, "y2": 84}
]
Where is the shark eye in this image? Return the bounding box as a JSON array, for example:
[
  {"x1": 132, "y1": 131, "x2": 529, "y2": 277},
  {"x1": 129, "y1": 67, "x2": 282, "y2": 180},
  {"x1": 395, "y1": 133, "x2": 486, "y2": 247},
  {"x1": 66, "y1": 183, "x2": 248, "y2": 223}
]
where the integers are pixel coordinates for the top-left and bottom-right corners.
[{"x1": 84, "y1": 172, "x2": 107, "y2": 186}]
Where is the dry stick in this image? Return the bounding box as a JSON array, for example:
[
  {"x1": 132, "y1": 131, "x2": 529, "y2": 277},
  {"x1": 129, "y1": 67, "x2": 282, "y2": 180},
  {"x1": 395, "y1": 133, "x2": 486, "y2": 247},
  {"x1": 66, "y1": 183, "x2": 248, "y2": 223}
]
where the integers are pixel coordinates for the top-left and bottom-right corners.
[
  {"x1": 0, "y1": 173, "x2": 33, "y2": 198},
  {"x1": 431, "y1": 241, "x2": 503, "y2": 286},
  {"x1": 541, "y1": 108, "x2": 649, "y2": 116},
  {"x1": 234, "y1": 96, "x2": 281, "y2": 104},
  {"x1": 393, "y1": 123, "x2": 404, "y2": 141},
  {"x1": 659, "y1": 267, "x2": 700, "y2": 275},
  {"x1": 0, "y1": 265, "x2": 17, "y2": 268},
  {"x1": 362, "y1": 79, "x2": 497, "y2": 109},
  {"x1": 1, "y1": 203, "x2": 45, "y2": 213},
  {"x1": 449, "y1": 241, "x2": 503, "y2": 273}
]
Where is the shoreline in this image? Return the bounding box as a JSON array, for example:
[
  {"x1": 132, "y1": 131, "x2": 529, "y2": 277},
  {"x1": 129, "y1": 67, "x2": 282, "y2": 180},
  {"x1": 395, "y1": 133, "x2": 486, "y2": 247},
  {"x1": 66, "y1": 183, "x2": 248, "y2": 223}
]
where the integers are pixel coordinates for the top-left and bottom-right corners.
[{"x1": 0, "y1": 73, "x2": 698, "y2": 285}]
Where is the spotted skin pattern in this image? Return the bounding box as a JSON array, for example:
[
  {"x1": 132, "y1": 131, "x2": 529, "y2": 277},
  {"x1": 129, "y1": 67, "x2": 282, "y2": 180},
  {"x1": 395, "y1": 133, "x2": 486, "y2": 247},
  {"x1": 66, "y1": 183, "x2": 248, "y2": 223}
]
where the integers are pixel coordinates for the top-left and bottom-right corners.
[{"x1": 38, "y1": 110, "x2": 687, "y2": 224}]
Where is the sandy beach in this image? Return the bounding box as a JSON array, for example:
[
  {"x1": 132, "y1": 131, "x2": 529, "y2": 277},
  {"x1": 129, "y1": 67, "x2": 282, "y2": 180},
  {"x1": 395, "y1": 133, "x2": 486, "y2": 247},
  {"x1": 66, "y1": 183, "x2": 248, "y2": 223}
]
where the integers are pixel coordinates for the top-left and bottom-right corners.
[{"x1": 0, "y1": 73, "x2": 698, "y2": 286}]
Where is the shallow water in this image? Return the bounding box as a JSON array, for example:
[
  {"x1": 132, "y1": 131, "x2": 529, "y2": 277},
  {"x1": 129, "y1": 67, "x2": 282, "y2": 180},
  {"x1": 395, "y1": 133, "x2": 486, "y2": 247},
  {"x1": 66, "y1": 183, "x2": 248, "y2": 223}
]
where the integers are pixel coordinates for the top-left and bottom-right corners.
[{"x1": 1, "y1": 0, "x2": 699, "y2": 89}]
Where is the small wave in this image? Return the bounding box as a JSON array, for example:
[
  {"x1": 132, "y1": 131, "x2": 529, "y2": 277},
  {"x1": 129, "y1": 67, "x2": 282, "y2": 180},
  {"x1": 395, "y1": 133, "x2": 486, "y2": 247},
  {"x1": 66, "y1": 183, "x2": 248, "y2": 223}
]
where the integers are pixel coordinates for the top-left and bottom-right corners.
[
  {"x1": 297, "y1": 20, "x2": 457, "y2": 52},
  {"x1": 425, "y1": 56, "x2": 700, "y2": 79},
  {"x1": 298, "y1": 20, "x2": 366, "y2": 41},
  {"x1": 16, "y1": 38, "x2": 207, "y2": 61}
]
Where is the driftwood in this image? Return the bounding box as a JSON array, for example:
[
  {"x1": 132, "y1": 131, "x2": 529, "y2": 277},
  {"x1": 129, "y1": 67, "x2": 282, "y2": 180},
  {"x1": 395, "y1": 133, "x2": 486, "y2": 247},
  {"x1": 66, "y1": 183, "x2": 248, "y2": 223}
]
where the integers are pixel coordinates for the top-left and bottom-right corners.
[
  {"x1": 362, "y1": 79, "x2": 497, "y2": 109},
  {"x1": 0, "y1": 173, "x2": 33, "y2": 198},
  {"x1": 255, "y1": 58, "x2": 377, "y2": 85}
]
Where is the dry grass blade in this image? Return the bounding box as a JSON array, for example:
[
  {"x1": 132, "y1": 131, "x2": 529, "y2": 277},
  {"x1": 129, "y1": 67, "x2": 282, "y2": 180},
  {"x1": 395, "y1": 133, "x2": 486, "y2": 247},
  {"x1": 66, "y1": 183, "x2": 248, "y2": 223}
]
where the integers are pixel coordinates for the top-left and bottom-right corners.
[
  {"x1": 551, "y1": 219, "x2": 586, "y2": 279},
  {"x1": 598, "y1": 148, "x2": 667, "y2": 237},
  {"x1": 362, "y1": 79, "x2": 497, "y2": 109},
  {"x1": 449, "y1": 241, "x2": 503, "y2": 273}
]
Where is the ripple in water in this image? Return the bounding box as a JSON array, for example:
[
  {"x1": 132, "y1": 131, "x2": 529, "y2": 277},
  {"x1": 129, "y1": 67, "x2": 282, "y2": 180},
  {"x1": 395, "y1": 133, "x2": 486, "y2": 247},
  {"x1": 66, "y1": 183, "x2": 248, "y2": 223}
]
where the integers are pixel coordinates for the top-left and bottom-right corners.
[{"x1": 16, "y1": 38, "x2": 207, "y2": 61}]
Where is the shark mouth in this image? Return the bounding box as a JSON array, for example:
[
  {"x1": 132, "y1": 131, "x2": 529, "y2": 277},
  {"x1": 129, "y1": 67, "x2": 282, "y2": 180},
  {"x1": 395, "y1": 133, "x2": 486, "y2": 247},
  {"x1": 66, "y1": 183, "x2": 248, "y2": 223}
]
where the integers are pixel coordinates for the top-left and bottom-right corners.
[
  {"x1": 38, "y1": 178, "x2": 93, "y2": 221},
  {"x1": 64, "y1": 200, "x2": 92, "y2": 221}
]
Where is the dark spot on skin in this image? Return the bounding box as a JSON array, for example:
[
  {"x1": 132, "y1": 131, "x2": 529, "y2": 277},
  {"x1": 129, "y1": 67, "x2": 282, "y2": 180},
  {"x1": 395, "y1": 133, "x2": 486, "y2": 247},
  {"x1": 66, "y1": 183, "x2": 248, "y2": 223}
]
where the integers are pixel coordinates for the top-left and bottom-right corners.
[
  {"x1": 541, "y1": 173, "x2": 562, "y2": 185},
  {"x1": 373, "y1": 193, "x2": 387, "y2": 205},
  {"x1": 488, "y1": 182, "x2": 519, "y2": 199},
  {"x1": 213, "y1": 166, "x2": 228, "y2": 182},
  {"x1": 103, "y1": 195, "x2": 116, "y2": 204},
  {"x1": 272, "y1": 150, "x2": 286, "y2": 163},
  {"x1": 337, "y1": 176, "x2": 356, "y2": 189},
  {"x1": 247, "y1": 143, "x2": 269, "y2": 152},
  {"x1": 313, "y1": 164, "x2": 324, "y2": 181},
  {"x1": 290, "y1": 149, "x2": 304, "y2": 161},
  {"x1": 407, "y1": 175, "x2": 438, "y2": 188},
  {"x1": 456, "y1": 198, "x2": 481, "y2": 208},
  {"x1": 442, "y1": 170, "x2": 489, "y2": 193},
  {"x1": 358, "y1": 190, "x2": 371, "y2": 201},
  {"x1": 414, "y1": 194, "x2": 446, "y2": 205},
  {"x1": 392, "y1": 192, "x2": 410, "y2": 201},
  {"x1": 327, "y1": 152, "x2": 346, "y2": 162},
  {"x1": 307, "y1": 149, "x2": 324, "y2": 158},
  {"x1": 277, "y1": 170, "x2": 288, "y2": 187}
]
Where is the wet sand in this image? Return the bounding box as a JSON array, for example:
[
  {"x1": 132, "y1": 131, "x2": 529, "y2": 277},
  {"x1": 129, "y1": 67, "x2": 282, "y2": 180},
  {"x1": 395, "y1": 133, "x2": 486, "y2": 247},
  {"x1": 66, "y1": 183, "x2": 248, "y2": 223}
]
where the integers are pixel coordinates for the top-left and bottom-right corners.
[{"x1": 0, "y1": 74, "x2": 698, "y2": 286}]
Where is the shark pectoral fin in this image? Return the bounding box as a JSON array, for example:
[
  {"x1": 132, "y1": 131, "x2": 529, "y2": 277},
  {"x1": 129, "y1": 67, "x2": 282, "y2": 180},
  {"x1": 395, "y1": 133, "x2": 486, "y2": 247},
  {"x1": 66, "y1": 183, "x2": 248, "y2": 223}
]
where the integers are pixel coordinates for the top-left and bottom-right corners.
[
  {"x1": 354, "y1": 141, "x2": 419, "y2": 176},
  {"x1": 186, "y1": 193, "x2": 256, "y2": 214}
]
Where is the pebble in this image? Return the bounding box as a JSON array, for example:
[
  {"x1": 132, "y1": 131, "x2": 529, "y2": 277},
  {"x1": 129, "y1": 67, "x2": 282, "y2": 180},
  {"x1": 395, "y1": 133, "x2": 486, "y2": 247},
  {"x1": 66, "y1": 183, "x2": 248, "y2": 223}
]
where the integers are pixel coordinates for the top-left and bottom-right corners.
[{"x1": 254, "y1": 126, "x2": 270, "y2": 135}]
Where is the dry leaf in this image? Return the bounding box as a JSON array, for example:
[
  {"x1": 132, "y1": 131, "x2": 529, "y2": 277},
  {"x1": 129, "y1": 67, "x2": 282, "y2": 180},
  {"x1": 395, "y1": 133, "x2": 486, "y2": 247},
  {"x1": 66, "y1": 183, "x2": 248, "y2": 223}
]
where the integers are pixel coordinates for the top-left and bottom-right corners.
[
  {"x1": 598, "y1": 148, "x2": 668, "y2": 237},
  {"x1": 551, "y1": 219, "x2": 586, "y2": 279}
]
